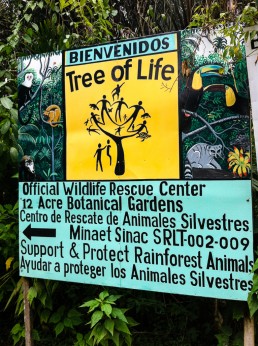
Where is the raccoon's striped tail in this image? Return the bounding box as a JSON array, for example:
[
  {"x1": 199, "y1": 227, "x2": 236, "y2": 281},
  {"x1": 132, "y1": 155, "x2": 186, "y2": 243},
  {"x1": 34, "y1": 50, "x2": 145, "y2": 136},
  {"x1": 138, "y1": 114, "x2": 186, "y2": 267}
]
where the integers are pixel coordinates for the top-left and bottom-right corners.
[{"x1": 184, "y1": 158, "x2": 193, "y2": 179}]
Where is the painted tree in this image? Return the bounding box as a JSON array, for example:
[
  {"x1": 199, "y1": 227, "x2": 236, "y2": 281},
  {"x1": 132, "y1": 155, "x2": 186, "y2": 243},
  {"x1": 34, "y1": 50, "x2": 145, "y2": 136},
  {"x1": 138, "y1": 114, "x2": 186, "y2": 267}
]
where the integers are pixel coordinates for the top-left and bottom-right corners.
[{"x1": 86, "y1": 93, "x2": 151, "y2": 175}]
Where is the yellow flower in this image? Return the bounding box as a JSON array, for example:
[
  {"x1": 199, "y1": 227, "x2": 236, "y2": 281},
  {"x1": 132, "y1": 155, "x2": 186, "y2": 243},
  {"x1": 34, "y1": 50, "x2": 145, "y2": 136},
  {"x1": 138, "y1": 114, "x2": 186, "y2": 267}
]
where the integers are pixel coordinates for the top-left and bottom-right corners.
[
  {"x1": 227, "y1": 147, "x2": 250, "y2": 178},
  {"x1": 5, "y1": 257, "x2": 14, "y2": 271}
]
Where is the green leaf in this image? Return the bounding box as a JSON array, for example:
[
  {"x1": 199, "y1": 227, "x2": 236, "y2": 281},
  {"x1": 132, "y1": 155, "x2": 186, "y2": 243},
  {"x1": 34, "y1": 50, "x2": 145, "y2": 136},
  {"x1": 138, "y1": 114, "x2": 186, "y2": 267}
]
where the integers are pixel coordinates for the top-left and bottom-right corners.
[
  {"x1": 124, "y1": 333, "x2": 132, "y2": 346},
  {"x1": 106, "y1": 295, "x2": 122, "y2": 303},
  {"x1": 51, "y1": 13, "x2": 57, "y2": 25},
  {"x1": 27, "y1": 27, "x2": 33, "y2": 37},
  {"x1": 215, "y1": 326, "x2": 232, "y2": 345},
  {"x1": 232, "y1": 302, "x2": 245, "y2": 322},
  {"x1": 23, "y1": 34, "x2": 32, "y2": 44},
  {"x1": 101, "y1": 303, "x2": 112, "y2": 317},
  {"x1": 10, "y1": 147, "x2": 18, "y2": 163},
  {"x1": 24, "y1": 14, "x2": 32, "y2": 22},
  {"x1": 27, "y1": 286, "x2": 37, "y2": 303},
  {"x1": 99, "y1": 290, "x2": 109, "y2": 300},
  {"x1": 251, "y1": 259, "x2": 258, "y2": 272},
  {"x1": 38, "y1": 1, "x2": 44, "y2": 9},
  {"x1": 49, "y1": 311, "x2": 62, "y2": 324},
  {"x1": 250, "y1": 30, "x2": 257, "y2": 40},
  {"x1": 111, "y1": 330, "x2": 120, "y2": 346},
  {"x1": 67, "y1": 308, "x2": 82, "y2": 318},
  {"x1": 32, "y1": 329, "x2": 40, "y2": 341},
  {"x1": 91, "y1": 310, "x2": 103, "y2": 328},
  {"x1": 40, "y1": 309, "x2": 51, "y2": 323},
  {"x1": 60, "y1": 0, "x2": 69, "y2": 11},
  {"x1": 250, "y1": 273, "x2": 258, "y2": 291},
  {"x1": 89, "y1": 324, "x2": 102, "y2": 342},
  {"x1": 80, "y1": 299, "x2": 100, "y2": 312},
  {"x1": 63, "y1": 317, "x2": 73, "y2": 328},
  {"x1": 54, "y1": 322, "x2": 64, "y2": 336},
  {"x1": 76, "y1": 333, "x2": 83, "y2": 342},
  {"x1": 11, "y1": 323, "x2": 23, "y2": 335},
  {"x1": 31, "y1": 23, "x2": 39, "y2": 32},
  {"x1": 111, "y1": 307, "x2": 128, "y2": 323},
  {"x1": 0, "y1": 80, "x2": 8, "y2": 88},
  {"x1": 0, "y1": 96, "x2": 13, "y2": 109},
  {"x1": 0, "y1": 119, "x2": 10, "y2": 134},
  {"x1": 96, "y1": 326, "x2": 108, "y2": 343},
  {"x1": 114, "y1": 319, "x2": 131, "y2": 335},
  {"x1": 248, "y1": 292, "x2": 258, "y2": 316},
  {"x1": 126, "y1": 316, "x2": 139, "y2": 327},
  {"x1": 10, "y1": 108, "x2": 18, "y2": 119},
  {"x1": 104, "y1": 319, "x2": 114, "y2": 336},
  {"x1": 80, "y1": 299, "x2": 98, "y2": 307}
]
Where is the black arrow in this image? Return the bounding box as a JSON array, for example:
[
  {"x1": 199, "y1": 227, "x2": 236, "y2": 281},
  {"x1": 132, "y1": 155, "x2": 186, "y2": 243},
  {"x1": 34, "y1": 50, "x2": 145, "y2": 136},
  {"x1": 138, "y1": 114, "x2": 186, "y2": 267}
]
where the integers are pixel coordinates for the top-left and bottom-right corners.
[{"x1": 23, "y1": 224, "x2": 56, "y2": 240}]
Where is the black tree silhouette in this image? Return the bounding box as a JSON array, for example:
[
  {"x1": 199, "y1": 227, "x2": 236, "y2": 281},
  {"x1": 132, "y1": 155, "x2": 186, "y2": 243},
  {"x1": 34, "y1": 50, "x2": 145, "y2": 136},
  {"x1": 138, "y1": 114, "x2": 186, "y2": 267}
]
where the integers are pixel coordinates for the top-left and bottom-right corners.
[{"x1": 86, "y1": 94, "x2": 151, "y2": 175}]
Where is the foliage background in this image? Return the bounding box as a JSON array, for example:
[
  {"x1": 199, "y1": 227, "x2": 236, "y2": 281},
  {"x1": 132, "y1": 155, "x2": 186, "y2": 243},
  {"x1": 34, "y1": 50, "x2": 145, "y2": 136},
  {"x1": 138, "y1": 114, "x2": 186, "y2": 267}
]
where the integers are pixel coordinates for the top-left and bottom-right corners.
[
  {"x1": 18, "y1": 53, "x2": 65, "y2": 181},
  {"x1": 1, "y1": 0, "x2": 258, "y2": 345},
  {"x1": 180, "y1": 29, "x2": 250, "y2": 178}
]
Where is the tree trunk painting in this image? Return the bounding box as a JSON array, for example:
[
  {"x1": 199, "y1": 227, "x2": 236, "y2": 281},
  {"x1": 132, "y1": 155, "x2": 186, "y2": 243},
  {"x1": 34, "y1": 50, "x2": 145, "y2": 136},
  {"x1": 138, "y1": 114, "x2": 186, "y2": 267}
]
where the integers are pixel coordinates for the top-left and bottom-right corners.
[{"x1": 114, "y1": 137, "x2": 125, "y2": 176}]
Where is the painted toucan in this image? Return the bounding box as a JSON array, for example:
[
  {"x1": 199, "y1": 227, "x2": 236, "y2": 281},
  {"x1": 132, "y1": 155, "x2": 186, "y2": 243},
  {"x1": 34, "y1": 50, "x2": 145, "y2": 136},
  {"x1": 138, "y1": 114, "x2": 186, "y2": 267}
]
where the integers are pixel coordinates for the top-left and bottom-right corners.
[
  {"x1": 204, "y1": 83, "x2": 249, "y2": 116},
  {"x1": 180, "y1": 64, "x2": 224, "y2": 133}
]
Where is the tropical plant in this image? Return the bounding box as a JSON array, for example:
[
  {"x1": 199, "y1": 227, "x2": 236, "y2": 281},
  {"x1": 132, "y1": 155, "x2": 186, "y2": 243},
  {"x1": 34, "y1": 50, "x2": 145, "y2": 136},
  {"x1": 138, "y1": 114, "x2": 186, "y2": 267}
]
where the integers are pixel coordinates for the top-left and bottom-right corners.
[
  {"x1": 188, "y1": 1, "x2": 258, "y2": 60},
  {"x1": 227, "y1": 147, "x2": 251, "y2": 177},
  {"x1": 80, "y1": 290, "x2": 138, "y2": 346}
]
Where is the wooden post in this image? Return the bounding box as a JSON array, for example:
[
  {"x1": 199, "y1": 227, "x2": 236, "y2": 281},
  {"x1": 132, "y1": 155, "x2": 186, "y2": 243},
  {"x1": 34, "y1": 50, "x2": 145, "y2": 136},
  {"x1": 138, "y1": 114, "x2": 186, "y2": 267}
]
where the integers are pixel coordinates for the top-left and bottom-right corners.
[
  {"x1": 23, "y1": 277, "x2": 34, "y2": 346},
  {"x1": 244, "y1": 315, "x2": 255, "y2": 346}
]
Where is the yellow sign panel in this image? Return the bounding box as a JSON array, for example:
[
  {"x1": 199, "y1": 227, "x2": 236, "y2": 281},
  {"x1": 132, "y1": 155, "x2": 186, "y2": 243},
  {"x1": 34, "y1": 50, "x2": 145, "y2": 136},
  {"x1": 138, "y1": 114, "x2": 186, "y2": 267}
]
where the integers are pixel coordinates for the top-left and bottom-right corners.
[{"x1": 65, "y1": 35, "x2": 179, "y2": 180}]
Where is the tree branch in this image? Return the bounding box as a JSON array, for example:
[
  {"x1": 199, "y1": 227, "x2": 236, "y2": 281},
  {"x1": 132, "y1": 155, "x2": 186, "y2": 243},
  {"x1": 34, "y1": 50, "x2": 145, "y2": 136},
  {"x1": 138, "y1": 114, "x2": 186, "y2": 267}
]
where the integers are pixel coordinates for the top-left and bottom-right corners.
[{"x1": 182, "y1": 110, "x2": 249, "y2": 142}]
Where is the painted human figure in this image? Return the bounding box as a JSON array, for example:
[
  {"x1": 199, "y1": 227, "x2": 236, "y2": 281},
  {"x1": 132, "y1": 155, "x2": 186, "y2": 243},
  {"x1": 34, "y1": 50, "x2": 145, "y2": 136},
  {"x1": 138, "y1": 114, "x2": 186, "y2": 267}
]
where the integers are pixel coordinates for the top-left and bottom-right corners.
[
  {"x1": 113, "y1": 97, "x2": 128, "y2": 122},
  {"x1": 115, "y1": 126, "x2": 123, "y2": 136},
  {"x1": 112, "y1": 83, "x2": 125, "y2": 101},
  {"x1": 94, "y1": 143, "x2": 106, "y2": 171},
  {"x1": 137, "y1": 120, "x2": 148, "y2": 133},
  {"x1": 126, "y1": 101, "x2": 145, "y2": 130},
  {"x1": 106, "y1": 139, "x2": 112, "y2": 165},
  {"x1": 97, "y1": 95, "x2": 111, "y2": 123}
]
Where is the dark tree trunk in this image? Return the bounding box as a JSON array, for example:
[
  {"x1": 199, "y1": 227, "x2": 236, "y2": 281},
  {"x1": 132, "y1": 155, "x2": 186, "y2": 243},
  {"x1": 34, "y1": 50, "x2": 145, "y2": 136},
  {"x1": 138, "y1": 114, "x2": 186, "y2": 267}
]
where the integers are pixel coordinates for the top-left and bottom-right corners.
[{"x1": 114, "y1": 138, "x2": 125, "y2": 175}]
